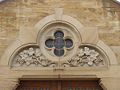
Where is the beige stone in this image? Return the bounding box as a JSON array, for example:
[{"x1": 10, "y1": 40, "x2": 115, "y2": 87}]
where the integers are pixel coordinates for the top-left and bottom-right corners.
[{"x1": 0, "y1": 0, "x2": 120, "y2": 90}]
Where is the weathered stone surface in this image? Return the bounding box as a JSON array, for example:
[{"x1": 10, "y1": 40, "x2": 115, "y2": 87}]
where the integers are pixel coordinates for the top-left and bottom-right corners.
[
  {"x1": 111, "y1": 46, "x2": 120, "y2": 64},
  {"x1": 0, "y1": 1, "x2": 119, "y2": 90},
  {"x1": 0, "y1": 0, "x2": 120, "y2": 61}
]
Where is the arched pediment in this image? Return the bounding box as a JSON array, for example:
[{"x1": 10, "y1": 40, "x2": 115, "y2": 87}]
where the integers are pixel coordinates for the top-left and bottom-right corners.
[
  {"x1": 0, "y1": 8, "x2": 118, "y2": 70},
  {"x1": 10, "y1": 43, "x2": 110, "y2": 70}
]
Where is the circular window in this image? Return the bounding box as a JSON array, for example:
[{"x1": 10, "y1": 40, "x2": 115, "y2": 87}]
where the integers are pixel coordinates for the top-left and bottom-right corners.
[
  {"x1": 45, "y1": 31, "x2": 73, "y2": 57},
  {"x1": 38, "y1": 22, "x2": 81, "y2": 61}
]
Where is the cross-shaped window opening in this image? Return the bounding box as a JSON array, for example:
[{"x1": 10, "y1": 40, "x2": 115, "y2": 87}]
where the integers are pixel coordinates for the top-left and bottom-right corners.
[{"x1": 45, "y1": 31, "x2": 73, "y2": 57}]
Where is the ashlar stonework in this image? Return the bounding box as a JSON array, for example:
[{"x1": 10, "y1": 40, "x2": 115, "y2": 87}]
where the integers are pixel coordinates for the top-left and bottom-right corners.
[{"x1": 0, "y1": 0, "x2": 120, "y2": 90}]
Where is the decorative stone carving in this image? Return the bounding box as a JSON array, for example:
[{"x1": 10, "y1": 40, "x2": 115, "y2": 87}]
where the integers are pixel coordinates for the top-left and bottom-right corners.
[
  {"x1": 62, "y1": 46, "x2": 105, "y2": 67},
  {"x1": 12, "y1": 45, "x2": 107, "y2": 68},
  {"x1": 12, "y1": 47, "x2": 57, "y2": 67}
]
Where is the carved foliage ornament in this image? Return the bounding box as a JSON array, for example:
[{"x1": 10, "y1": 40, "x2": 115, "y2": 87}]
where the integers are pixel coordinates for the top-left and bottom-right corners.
[
  {"x1": 12, "y1": 46, "x2": 57, "y2": 67},
  {"x1": 11, "y1": 45, "x2": 106, "y2": 68},
  {"x1": 62, "y1": 46, "x2": 105, "y2": 67}
]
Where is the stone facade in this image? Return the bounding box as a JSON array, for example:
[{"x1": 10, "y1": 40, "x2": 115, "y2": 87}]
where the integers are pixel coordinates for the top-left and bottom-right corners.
[{"x1": 0, "y1": 0, "x2": 120, "y2": 90}]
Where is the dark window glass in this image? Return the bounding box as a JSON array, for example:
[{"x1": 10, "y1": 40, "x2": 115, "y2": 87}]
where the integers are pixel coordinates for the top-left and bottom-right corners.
[
  {"x1": 54, "y1": 49, "x2": 64, "y2": 56},
  {"x1": 54, "y1": 31, "x2": 64, "y2": 38},
  {"x1": 54, "y1": 38, "x2": 65, "y2": 49},
  {"x1": 45, "y1": 31, "x2": 73, "y2": 57},
  {"x1": 45, "y1": 39, "x2": 54, "y2": 48},
  {"x1": 65, "y1": 39, "x2": 73, "y2": 48}
]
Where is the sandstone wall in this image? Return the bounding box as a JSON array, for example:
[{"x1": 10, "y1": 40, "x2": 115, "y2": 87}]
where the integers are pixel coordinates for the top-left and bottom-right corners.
[{"x1": 0, "y1": 0, "x2": 120, "y2": 62}]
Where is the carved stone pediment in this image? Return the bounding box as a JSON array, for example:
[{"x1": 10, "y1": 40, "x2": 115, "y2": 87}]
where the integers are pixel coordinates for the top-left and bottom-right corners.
[
  {"x1": 9, "y1": 8, "x2": 111, "y2": 69},
  {"x1": 12, "y1": 46, "x2": 58, "y2": 67},
  {"x1": 11, "y1": 44, "x2": 108, "y2": 69},
  {"x1": 62, "y1": 45, "x2": 106, "y2": 67}
]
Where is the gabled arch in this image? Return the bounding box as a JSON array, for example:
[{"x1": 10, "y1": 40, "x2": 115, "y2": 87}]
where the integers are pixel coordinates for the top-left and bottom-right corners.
[{"x1": 0, "y1": 8, "x2": 118, "y2": 69}]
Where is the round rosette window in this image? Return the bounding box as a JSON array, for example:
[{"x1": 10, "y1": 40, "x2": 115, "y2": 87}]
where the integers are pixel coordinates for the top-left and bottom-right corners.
[{"x1": 38, "y1": 23, "x2": 81, "y2": 61}]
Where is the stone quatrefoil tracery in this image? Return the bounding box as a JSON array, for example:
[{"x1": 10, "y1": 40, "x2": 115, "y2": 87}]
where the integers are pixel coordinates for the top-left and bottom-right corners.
[{"x1": 45, "y1": 31, "x2": 73, "y2": 57}]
